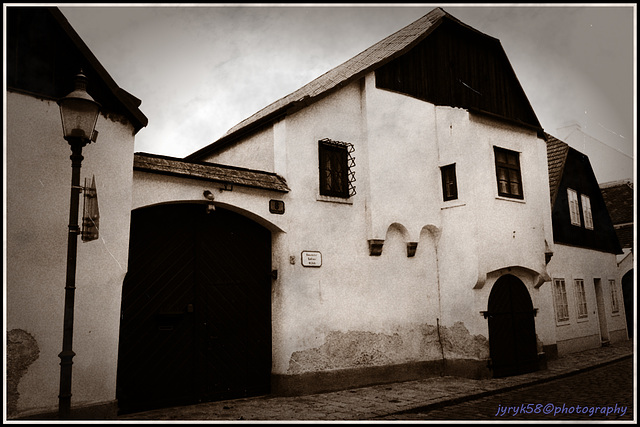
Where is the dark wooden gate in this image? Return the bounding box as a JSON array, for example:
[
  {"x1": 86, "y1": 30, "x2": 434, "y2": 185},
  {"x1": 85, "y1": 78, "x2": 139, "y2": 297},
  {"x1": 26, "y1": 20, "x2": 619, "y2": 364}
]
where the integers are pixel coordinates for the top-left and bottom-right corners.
[
  {"x1": 487, "y1": 274, "x2": 539, "y2": 378},
  {"x1": 116, "y1": 203, "x2": 272, "y2": 413}
]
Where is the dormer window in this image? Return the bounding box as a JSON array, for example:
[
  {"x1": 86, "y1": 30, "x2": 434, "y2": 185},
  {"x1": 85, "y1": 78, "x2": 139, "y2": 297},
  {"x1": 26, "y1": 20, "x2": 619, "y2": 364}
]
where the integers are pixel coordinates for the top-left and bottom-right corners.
[
  {"x1": 567, "y1": 188, "x2": 593, "y2": 229},
  {"x1": 494, "y1": 147, "x2": 523, "y2": 199},
  {"x1": 567, "y1": 188, "x2": 581, "y2": 226},
  {"x1": 581, "y1": 194, "x2": 593, "y2": 230}
]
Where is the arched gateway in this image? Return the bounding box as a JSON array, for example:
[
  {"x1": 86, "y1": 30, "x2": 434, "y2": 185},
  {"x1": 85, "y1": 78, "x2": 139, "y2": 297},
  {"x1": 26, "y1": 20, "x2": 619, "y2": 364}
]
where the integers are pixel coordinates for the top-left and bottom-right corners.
[
  {"x1": 487, "y1": 274, "x2": 539, "y2": 378},
  {"x1": 116, "y1": 203, "x2": 272, "y2": 413}
]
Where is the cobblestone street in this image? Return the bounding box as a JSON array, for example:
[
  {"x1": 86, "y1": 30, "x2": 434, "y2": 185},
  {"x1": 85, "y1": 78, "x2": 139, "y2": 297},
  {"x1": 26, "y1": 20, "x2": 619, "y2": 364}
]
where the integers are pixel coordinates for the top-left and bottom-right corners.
[{"x1": 381, "y1": 358, "x2": 634, "y2": 421}]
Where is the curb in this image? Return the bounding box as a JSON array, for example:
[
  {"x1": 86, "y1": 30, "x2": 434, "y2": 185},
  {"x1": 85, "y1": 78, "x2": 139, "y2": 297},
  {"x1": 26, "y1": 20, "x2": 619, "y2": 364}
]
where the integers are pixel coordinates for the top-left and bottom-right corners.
[{"x1": 378, "y1": 353, "x2": 633, "y2": 418}]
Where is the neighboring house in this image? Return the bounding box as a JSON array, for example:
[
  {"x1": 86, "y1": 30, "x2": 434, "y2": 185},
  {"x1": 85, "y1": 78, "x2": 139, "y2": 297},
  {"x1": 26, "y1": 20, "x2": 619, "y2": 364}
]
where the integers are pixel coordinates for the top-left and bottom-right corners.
[
  {"x1": 555, "y1": 122, "x2": 634, "y2": 185},
  {"x1": 122, "y1": 7, "x2": 572, "y2": 413},
  {"x1": 600, "y1": 179, "x2": 634, "y2": 339},
  {"x1": 544, "y1": 134, "x2": 627, "y2": 355},
  {"x1": 6, "y1": 6, "x2": 147, "y2": 420}
]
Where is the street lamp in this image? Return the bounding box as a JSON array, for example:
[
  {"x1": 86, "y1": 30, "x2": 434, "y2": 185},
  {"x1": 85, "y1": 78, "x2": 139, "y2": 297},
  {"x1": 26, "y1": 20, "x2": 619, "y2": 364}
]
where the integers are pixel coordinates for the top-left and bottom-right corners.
[{"x1": 57, "y1": 70, "x2": 101, "y2": 420}]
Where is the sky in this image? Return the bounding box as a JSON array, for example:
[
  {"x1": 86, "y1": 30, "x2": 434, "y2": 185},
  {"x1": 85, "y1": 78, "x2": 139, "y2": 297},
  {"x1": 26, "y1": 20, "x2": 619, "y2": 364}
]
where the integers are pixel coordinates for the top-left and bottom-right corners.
[{"x1": 55, "y1": 3, "x2": 636, "y2": 183}]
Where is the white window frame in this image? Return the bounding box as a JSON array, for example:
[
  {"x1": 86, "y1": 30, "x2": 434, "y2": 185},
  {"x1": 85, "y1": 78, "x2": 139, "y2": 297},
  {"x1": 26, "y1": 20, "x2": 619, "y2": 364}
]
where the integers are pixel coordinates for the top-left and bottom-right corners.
[
  {"x1": 567, "y1": 188, "x2": 581, "y2": 226},
  {"x1": 574, "y1": 279, "x2": 588, "y2": 319},
  {"x1": 581, "y1": 194, "x2": 593, "y2": 230},
  {"x1": 553, "y1": 279, "x2": 570, "y2": 323},
  {"x1": 609, "y1": 279, "x2": 620, "y2": 313}
]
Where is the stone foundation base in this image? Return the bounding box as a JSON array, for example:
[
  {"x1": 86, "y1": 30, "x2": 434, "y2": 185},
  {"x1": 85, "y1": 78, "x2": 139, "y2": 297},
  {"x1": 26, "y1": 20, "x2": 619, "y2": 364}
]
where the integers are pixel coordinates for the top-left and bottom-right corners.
[
  {"x1": 271, "y1": 358, "x2": 491, "y2": 397},
  {"x1": 11, "y1": 400, "x2": 118, "y2": 421}
]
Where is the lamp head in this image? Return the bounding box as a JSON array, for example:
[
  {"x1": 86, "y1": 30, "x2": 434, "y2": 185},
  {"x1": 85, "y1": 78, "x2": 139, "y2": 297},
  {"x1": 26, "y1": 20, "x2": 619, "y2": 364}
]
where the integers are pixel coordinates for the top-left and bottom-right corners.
[{"x1": 58, "y1": 70, "x2": 101, "y2": 143}]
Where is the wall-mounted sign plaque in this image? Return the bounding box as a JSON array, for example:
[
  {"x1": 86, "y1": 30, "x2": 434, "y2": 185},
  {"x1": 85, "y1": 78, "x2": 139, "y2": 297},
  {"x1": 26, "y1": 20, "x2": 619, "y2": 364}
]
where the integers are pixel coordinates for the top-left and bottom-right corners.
[
  {"x1": 269, "y1": 199, "x2": 285, "y2": 214},
  {"x1": 301, "y1": 251, "x2": 322, "y2": 267}
]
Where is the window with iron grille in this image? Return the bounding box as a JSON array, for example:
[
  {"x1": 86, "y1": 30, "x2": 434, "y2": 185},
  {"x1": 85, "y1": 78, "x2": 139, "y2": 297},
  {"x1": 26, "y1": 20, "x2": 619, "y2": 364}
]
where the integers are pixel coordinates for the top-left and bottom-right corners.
[
  {"x1": 553, "y1": 278, "x2": 570, "y2": 323},
  {"x1": 440, "y1": 164, "x2": 458, "y2": 201},
  {"x1": 494, "y1": 146, "x2": 523, "y2": 199},
  {"x1": 574, "y1": 279, "x2": 588, "y2": 318},
  {"x1": 610, "y1": 279, "x2": 620, "y2": 313},
  {"x1": 318, "y1": 138, "x2": 356, "y2": 198}
]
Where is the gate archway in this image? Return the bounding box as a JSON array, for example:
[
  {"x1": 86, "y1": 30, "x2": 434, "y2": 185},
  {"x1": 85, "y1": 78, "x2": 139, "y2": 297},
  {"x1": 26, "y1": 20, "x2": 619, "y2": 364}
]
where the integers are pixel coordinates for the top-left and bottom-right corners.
[
  {"x1": 487, "y1": 274, "x2": 539, "y2": 377},
  {"x1": 116, "y1": 203, "x2": 272, "y2": 413}
]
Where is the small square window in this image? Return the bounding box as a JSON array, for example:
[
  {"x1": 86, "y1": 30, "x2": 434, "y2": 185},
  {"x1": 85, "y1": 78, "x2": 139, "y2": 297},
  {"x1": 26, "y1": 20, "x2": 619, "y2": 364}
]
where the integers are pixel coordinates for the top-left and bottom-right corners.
[
  {"x1": 494, "y1": 147, "x2": 523, "y2": 199},
  {"x1": 318, "y1": 139, "x2": 355, "y2": 198},
  {"x1": 440, "y1": 164, "x2": 458, "y2": 201}
]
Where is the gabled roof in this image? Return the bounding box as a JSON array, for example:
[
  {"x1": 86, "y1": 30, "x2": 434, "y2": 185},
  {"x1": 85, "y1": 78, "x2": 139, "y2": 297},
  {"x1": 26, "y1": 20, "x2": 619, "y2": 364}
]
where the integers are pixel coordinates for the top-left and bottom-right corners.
[
  {"x1": 600, "y1": 179, "x2": 634, "y2": 225},
  {"x1": 187, "y1": 7, "x2": 537, "y2": 161},
  {"x1": 134, "y1": 153, "x2": 290, "y2": 193},
  {"x1": 545, "y1": 133, "x2": 570, "y2": 206},
  {"x1": 50, "y1": 7, "x2": 148, "y2": 131},
  {"x1": 7, "y1": 7, "x2": 148, "y2": 132}
]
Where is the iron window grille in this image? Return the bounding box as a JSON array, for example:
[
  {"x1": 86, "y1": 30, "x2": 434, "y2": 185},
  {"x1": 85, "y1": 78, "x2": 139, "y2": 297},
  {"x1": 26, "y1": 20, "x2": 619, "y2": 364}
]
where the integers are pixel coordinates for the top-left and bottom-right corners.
[
  {"x1": 494, "y1": 146, "x2": 523, "y2": 199},
  {"x1": 318, "y1": 138, "x2": 356, "y2": 198},
  {"x1": 440, "y1": 163, "x2": 458, "y2": 201}
]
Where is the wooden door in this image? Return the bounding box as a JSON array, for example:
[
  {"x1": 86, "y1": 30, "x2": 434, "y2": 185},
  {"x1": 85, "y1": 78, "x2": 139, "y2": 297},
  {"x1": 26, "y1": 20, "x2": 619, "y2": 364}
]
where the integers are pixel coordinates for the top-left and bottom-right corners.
[
  {"x1": 487, "y1": 274, "x2": 539, "y2": 378},
  {"x1": 116, "y1": 203, "x2": 271, "y2": 413}
]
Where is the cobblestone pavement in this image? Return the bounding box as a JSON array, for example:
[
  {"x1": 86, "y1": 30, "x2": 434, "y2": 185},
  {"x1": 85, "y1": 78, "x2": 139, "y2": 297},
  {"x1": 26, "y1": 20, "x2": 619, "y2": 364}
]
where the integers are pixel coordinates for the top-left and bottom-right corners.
[
  {"x1": 117, "y1": 339, "x2": 634, "y2": 422},
  {"x1": 379, "y1": 358, "x2": 634, "y2": 421}
]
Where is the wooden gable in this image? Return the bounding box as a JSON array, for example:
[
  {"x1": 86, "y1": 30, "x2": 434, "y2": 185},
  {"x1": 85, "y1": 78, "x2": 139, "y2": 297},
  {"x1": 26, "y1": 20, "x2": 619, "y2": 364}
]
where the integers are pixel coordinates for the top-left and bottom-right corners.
[
  {"x1": 375, "y1": 17, "x2": 541, "y2": 131},
  {"x1": 547, "y1": 136, "x2": 622, "y2": 254},
  {"x1": 6, "y1": 6, "x2": 147, "y2": 132}
]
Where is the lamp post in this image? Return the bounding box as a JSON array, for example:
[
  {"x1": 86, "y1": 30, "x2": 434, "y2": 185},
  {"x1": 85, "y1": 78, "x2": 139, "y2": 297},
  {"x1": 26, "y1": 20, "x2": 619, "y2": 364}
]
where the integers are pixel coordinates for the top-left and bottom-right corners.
[{"x1": 57, "y1": 71, "x2": 101, "y2": 420}]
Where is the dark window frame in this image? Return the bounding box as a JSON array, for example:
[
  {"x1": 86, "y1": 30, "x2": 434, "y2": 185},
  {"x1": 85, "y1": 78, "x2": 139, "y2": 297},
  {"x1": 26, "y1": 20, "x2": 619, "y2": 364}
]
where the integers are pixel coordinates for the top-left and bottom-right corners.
[
  {"x1": 494, "y1": 146, "x2": 523, "y2": 199},
  {"x1": 318, "y1": 139, "x2": 353, "y2": 198},
  {"x1": 440, "y1": 163, "x2": 458, "y2": 201}
]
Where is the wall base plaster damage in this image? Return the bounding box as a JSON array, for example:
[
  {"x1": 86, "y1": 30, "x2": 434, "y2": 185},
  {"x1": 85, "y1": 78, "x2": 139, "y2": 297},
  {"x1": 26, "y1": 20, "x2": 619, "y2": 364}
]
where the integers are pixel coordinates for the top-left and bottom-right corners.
[
  {"x1": 7, "y1": 329, "x2": 40, "y2": 418},
  {"x1": 287, "y1": 321, "x2": 489, "y2": 375}
]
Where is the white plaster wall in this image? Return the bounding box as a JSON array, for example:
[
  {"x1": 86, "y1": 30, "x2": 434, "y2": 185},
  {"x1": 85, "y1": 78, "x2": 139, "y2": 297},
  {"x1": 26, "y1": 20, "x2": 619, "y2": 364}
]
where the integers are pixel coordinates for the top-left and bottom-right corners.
[
  {"x1": 546, "y1": 244, "x2": 628, "y2": 355},
  {"x1": 6, "y1": 92, "x2": 136, "y2": 416},
  {"x1": 200, "y1": 124, "x2": 275, "y2": 171}
]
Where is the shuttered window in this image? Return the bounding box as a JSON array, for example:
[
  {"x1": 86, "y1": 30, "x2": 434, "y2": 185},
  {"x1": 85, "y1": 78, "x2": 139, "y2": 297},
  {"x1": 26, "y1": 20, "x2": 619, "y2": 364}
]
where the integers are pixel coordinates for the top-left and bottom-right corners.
[
  {"x1": 567, "y1": 188, "x2": 581, "y2": 226},
  {"x1": 581, "y1": 194, "x2": 593, "y2": 230}
]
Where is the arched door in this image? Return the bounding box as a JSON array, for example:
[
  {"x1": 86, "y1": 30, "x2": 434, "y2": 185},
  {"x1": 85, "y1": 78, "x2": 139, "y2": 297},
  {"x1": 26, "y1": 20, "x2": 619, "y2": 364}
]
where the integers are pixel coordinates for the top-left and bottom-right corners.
[
  {"x1": 116, "y1": 203, "x2": 272, "y2": 413},
  {"x1": 487, "y1": 274, "x2": 539, "y2": 377}
]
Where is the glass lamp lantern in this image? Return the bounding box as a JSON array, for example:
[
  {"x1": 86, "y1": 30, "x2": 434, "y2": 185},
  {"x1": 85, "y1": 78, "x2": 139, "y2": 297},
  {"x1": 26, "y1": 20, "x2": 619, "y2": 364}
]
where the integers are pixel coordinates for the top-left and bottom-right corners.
[{"x1": 58, "y1": 71, "x2": 101, "y2": 142}]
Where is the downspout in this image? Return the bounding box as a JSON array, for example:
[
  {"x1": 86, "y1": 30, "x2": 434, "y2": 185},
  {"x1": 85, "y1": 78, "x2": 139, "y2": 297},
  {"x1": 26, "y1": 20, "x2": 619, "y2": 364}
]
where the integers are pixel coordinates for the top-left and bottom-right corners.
[{"x1": 433, "y1": 105, "x2": 446, "y2": 374}]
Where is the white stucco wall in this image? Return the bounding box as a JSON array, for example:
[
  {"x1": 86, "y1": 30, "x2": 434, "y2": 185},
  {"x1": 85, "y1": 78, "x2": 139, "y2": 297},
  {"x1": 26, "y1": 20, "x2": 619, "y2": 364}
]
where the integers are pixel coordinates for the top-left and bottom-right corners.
[
  {"x1": 546, "y1": 244, "x2": 628, "y2": 355},
  {"x1": 6, "y1": 91, "x2": 136, "y2": 417},
  {"x1": 161, "y1": 72, "x2": 558, "y2": 381}
]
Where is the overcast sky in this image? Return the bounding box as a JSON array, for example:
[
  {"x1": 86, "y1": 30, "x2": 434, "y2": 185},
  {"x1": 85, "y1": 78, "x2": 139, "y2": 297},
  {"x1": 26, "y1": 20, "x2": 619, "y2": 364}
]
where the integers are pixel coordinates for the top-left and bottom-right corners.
[{"x1": 56, "y1": 3, "x2": 635, "y2": 182}]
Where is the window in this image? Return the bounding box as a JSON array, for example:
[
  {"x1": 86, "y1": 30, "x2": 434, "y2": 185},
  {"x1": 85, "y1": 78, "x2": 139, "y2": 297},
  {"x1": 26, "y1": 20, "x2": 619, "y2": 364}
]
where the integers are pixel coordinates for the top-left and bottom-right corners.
[
  {"x1": 440, "y1": 164, "x2": 458, "y2": 201},
  {"x1": 581, "y1": 194, "x2": 593, "y2": 230},
  {"x1": 567, "y1": 188, "x2": 581, "y2": 226},
  {"x1": 553, "y1": 279, "x2": 570, "y2": 323},
  {"x1": 574, "y1": 279, "x2": 588, "y2": 319},
  {"x1": 609, "y1": 279, "x2": 620, "y2": 313},
  {"x1": 318, "y1": 138, "x2": 355, "y2": 198},
  {"x1": 494, "y1": 147, "x2": 523, "y2": 199}
]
